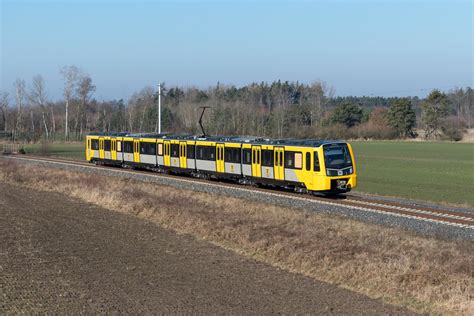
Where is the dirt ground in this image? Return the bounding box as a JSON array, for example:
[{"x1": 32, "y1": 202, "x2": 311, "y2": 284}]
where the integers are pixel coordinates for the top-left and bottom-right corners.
[{"x1": 0, "y1": 183, "x2": 413, "y2": 314}]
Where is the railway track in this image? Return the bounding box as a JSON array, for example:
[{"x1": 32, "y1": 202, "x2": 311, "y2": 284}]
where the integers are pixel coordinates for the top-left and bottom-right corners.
[{"x1": 3, "y1": 154, "x2": 474, "y2": 231}]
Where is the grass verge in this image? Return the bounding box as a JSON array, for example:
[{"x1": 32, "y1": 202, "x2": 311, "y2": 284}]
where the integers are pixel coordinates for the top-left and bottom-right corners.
[{"x1": 1, "y1": 160, "x2": 472, "y2": 314}]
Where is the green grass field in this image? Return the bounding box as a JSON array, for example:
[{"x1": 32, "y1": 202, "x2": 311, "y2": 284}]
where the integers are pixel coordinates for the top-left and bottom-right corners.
[
  {"x1": 20, "y1": 141, "x2": 474, "y2": 207},
  {"x1": 351, "y1": 141, "x2": 474, "y2": 207},
  {"x1": 23, "y1": 143, "x2": 85, "y2": 160}
]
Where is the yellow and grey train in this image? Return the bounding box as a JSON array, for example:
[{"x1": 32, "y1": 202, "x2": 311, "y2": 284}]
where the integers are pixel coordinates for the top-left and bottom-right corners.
[{"x1": 86, "y1": 133, "x2": 357, "y2": 194}]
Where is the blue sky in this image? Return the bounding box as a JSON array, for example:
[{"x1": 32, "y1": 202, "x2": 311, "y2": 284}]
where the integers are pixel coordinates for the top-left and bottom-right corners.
[{"x1": 1, "y1": 0, "x2": 472, "y2": 100}]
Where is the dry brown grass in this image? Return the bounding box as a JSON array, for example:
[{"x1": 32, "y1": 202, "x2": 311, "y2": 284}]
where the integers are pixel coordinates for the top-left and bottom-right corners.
[{"x1": 1, "y1": 160, "x2": 472, "y2": 314}]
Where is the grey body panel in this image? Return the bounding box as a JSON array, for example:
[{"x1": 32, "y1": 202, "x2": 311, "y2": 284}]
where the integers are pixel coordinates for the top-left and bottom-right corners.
[
  {"x1": 123, "y1": 153, "x2": 134, "y2": 162},
  {"x1": 140, "y1": 154, "x2": 156, "y2": 165},
  {"x1": 224, "y1": 162, "x2": 241, "y2": 175},
  {"x1": 157, "y1": 155, "x2": 164, "y2": 166},
  {"x1": 284, "y1": 169, "x2": 299, "y2": 182},
  {"x1": 117, "y1": 152, "x2": 123, "y2": 161},
  {"x1": 242, "y1": 164, "x2": 252, "y2": 176},
  {"x1": 261, "y1": 166, "x2": 274, "y2": 179},
  {"x1": 196, "y1": 160, "x2": 216, "y2": 172},
  {"x1": 104, "y1": 151, "x2": 111, "y2": 160},
  {"x1": 93, "y1": 151, "x2": 99, "y2": 158},
  {"x1": 170, "y1": 157, "x2": 180, "y2": 168},
  {"x1": 187, "y1": 159, "x2": 195, "y2": 170}
]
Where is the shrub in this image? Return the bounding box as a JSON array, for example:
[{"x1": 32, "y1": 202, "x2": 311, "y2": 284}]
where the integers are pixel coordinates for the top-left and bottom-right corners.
[
  {"x1": 314, "y1": 124, "x2": 356, "y2": 139},
  {"x1": 353, "y1": 122, "x2": 398, "y2": 140},
  {"x1": 440, "y1": 116, "x2": 467, "y2": 141}
]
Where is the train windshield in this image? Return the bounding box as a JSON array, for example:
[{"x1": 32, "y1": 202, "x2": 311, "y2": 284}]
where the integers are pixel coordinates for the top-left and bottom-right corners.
[{"x1": 323, "y1": 144, "x2": 352, "y2": 169}]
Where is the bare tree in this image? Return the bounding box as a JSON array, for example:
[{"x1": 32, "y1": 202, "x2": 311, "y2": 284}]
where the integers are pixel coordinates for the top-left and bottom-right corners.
[
  {"x1": 1, "y1": 93, "x2": 9, "y2": 133},
  {"x1": 29, "y1": 75, "x2": 49, "y2": 139},
  {"x1": 76, "y1": 74, "x2": 96, "y2": 138},
  {"x1": 14, "y1": 79, "x2": 26, "y2": 141},
  {"x1": 60, "y1": 65, "x2": 79, "y2": 140},
  {"x1": 30, "y1": 109, "x2": 35, "y2": 136}
]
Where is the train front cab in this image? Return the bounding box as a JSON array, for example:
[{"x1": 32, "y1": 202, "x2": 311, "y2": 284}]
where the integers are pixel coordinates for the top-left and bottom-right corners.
[
  {"x1": 274, "y1": 144, "x2": 356, "y2": 194},
  {"x1": 306, "y1": 143, "x2": 357, "y2": 193},
  {"x1": 86, "y1": 135, "x2": 100, "y2": 162}
]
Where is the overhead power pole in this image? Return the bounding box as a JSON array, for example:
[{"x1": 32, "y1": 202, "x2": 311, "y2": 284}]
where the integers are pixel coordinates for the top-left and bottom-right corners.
[{"x1": 157, "y1": 83, "x2": 162, "y2": 134}]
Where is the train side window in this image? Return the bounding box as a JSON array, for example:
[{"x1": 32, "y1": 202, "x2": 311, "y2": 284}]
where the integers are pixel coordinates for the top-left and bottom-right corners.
[
  {"x1": 157, "y1": 143, "x2": 163, "y2": 155},
  {"x1": 294, "y1": 152, "x2": 302, "y2": 169},
  {"x1": 209, "y1": 146, "x2": 216, "y2": 160},
  {"x1": 242, "y1": 149, "x2": 251, "y2": 164},
  {"x1": 279, "y1": 151, "x2": 283, "y2": 166},
  {"x1": 91, "y1": 139, "x2": 99, "y2": 150},
  {"x1": 284, "y1": 151, "x2": 302, "y2": 169},
  {"x1": 187, "y1": 145, "x2": 195, "y2": 159},
  {"x1": 197, "y1": 146, "x2": 203, "y2": 160},
  {"x1": 314, "y1": 152, "x2": 320, "y2": 171},
  {"x1": 306, "y1": 152, "x2": 311, "y2": 171},
  {"x1": 233, "y1": 148, "x2": 241, "y2": 163},
  {"x1": 149, "y1": 143, "x2": 157, "y2": 155},
  {"x1": 262, "y1": 150, "x2": 273, "y2": 167},
  {"x1": 140, "y1": 142, "x2": 146, "y2": 154},
  {"x1": 171, "y1": 144, "x2": 179, "y2": 157},
  {"x1": 196, "y1": 146, "x2": 215, "y2": 161},
  {"x1": 225, "y1": 148, "x2": 241, "y2": 163},
  {"x1": 117, "y1": 141, "x2": 122, "y2": 152},
  {"x1": 104, "y1": 140, "x2": 111, "y2": 151},
  {"x1": 284, "y1": 152, "x2": 294, "y2": 168},
  {"x1": 123, "y1": 141, "x2": 133, "y2": 153}
]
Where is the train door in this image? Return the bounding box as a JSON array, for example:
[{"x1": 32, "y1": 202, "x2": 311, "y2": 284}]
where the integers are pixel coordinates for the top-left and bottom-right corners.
[
  {"x1": 99, "y1": 137, "x2": 105, "y2": 159},
  {"x1": 274, "y1": 147, "x2": 284, "y2": 180},
  {"x1": 86, "y1": 138, "x2": 91, "y2": 160},
  {"x1": 133, "y1": 139, "x2": 140, "y2": 163},
  {"x1": 179, "y1": 142, "x2": 187, "y2": 169},
  {"x1": 164, "y1": 140, "x2": 171, "y2": 166},
  {"x1": 305, "y1": 151, "x2": 314, "y2": 187},
  {"x1": 111, "y1": 139, "x2": 117, "y2": 160},
  {"x1": 216, "y1": 143, "x2": 225, "y2": 173},
  {"x1": 251, "y1": 145, "x2": 261, "y2": 177}
]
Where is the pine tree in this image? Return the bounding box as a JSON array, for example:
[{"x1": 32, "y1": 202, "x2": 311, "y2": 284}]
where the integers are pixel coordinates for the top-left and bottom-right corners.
[{"x1": 386, "y1": 98, "x2": 417, "y2": 138}]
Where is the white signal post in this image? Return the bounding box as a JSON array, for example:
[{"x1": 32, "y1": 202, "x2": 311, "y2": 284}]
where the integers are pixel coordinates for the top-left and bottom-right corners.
[{"x1": 158, "y1": 83, "x2": 162, "y2": 134}]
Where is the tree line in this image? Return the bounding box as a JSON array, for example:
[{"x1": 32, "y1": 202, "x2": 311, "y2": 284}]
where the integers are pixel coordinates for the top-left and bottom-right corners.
[{"x1": 1, "y1": 66, "x2": 472, "y2": 142}]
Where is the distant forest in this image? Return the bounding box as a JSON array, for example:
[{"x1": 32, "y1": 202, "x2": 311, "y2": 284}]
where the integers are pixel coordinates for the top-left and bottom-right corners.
[{"x1": 1, "y1": 66, "x2": 472, "y2": 142}]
